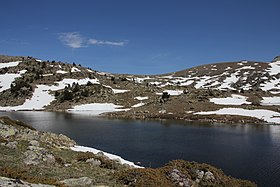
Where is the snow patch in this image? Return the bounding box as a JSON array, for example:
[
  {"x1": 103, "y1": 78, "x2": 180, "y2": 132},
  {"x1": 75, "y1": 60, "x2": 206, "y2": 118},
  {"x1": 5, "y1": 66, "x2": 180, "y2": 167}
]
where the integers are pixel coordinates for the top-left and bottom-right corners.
[
  {"x1": 56, "y1": 70, "x2": 68, "y2": 74},
  {"x1": 0, "y1": 78, "x2": 99, "y2": 111},
  {"x1": 0, "y1": 61, "x2": 21, "y2": 69},
  {"x1": 71, "y1": 67, "x2": 81, "y2": 72},
  {"x1": 68, "y1": 103, "x2": 129, "y2": 115},
  {"x1": 195, "y1": 108, "x2": 280, "y2": 124},
  {"x1": 267, "y1": 61, "x2": 280, "y2": 75},
  {"x1": 71, "y1": 145, "x2": 142, "y2": 168},
  {"x1": 131, "y1": 102, "x2": 145, "y2": 108},
  {"x1": 156, "y1": 90, "x2": 184, "y2": 96},
  {"x1": 112, "y1": 89, "x2": 130, "y2": 94},
  {"x1": 210, "y1": 94, "x2": 251, "y2": 105},
  {"x1": 43, "y1": 74, "x2": 53, "y2": 77},
  {"x1": 217, "y1": 73, "x2": 239, "y2": 90},
  {"x1": 0, "y1": 73, "x2": 22, "y2": 92},
  {"x1": 261, "y1": 97, "x2": 280, "y2": 106},
  {"x1": 135, "y1": 96, "x2": 148, "y2": 101}
]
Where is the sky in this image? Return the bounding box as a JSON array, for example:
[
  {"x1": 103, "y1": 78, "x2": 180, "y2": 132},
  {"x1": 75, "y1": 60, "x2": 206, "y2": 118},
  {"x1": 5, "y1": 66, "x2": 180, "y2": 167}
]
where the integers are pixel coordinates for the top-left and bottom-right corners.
[{"x1": 0, "y1": 0, "x2": 280, "y2": 74}]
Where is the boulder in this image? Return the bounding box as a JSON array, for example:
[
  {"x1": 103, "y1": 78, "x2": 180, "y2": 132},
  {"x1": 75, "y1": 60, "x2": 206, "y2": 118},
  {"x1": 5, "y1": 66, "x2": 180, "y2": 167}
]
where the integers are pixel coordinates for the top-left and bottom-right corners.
[
  {"x1": 5, "y1": 141, "x2": 18, "y2": 149},
  {"x1": 23, "y1": 146, "x2": 55, "y2": 165},
  {"x1": 86, "y1": 158, "x2": 101, "y2": 166},
  {"x1": 0, "y1": 176, "x2": 55, "y2": 187},
  {"x1": 60, "y1": 177, "x2": 93, "y2": 187},
  {"x1": 0, "y1": 123, "x2": 18, "y2": 138}
]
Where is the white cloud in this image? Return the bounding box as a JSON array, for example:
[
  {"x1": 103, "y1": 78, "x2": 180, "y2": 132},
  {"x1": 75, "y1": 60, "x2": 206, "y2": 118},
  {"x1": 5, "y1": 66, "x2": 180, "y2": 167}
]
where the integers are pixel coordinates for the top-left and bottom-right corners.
[
  {"x1": 58, "y1": 32, "x2": 85, "y2": 49},
  {"x1": 58, "y1": 32, "x2": 126, "y2": 49},
  {"x1": 88, "y1": 39, "x2": 125, "y2": 46}
]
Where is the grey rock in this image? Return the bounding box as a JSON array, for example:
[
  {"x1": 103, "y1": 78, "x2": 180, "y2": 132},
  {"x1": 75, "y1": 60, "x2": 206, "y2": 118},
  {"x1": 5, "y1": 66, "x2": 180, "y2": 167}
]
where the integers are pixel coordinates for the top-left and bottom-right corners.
[
  {"x1": 0, "y1": 124, "x2": 18, "y2": 138},
  {"x1": 86, "y1": 158, "x2": 101, "y2": 166},
  {"x1": 196, "y1": 170, "x2": 204, "y2": 180},
  {"x1": 29, "y1": 140, "x2": 40, "y2": 147},
  {"x1": 60, "y1": 177, "x2": 93, "y2": 187},
  {"x1": 23, "y1": 146, "x2": 55, "y2": 165},
  {"x1": 205, "y1": 171, "x2": 215, "y2": 180},
  {"x1": 5, "y1": 141, "x2": 18, "y2": 149},
  {"x1": 168, "y1": 169, "x2": 193, "y2": 187},
  {"x1": 0, "y1": 176, "x2": 55, "y2": 187}
]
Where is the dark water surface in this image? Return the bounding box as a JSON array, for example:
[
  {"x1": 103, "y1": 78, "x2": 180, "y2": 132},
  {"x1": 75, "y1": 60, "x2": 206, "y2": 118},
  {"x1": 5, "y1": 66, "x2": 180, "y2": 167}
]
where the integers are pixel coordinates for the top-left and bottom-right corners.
[{"x1": 1, "y1": 111, "x2": 280, "y2": 187}]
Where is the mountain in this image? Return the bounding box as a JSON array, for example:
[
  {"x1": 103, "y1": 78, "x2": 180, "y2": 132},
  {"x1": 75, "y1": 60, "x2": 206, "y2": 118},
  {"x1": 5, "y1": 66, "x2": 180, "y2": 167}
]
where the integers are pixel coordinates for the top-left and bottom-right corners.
[{"x1": 0, "y1": 55, "x2": 279, "y2": 124}]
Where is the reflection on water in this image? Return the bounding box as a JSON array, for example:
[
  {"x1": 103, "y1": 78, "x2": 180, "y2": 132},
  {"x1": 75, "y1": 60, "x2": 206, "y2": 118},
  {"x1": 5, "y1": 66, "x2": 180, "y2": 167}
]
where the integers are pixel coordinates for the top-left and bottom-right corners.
[{"x1": 1, "y1": 111, "x2": 280, "y2": 187}]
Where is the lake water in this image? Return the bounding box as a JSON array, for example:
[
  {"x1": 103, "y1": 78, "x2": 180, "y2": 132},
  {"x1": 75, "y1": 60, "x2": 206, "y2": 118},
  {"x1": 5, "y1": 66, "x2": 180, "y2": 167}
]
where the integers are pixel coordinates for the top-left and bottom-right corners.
[{"x1": 1, "y1": 111, "x2": 280, "y2": 187}]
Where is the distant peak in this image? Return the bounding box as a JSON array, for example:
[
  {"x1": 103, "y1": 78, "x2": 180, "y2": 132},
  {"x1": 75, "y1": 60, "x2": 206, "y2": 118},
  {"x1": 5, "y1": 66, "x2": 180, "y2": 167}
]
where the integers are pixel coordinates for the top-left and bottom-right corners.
[{"x1": 272, "y1": 56, "x2": 280, "y2": 62}]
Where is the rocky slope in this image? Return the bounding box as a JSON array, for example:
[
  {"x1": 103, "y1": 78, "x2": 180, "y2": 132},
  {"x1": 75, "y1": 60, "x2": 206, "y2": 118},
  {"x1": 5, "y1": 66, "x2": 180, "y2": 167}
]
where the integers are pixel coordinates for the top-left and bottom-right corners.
[
  {"x1": 0, "y1": 116, "x2": 256, "y2": 186},
  {"x1": 0, "y1": 55, "x2": 280, "y2": 124}
]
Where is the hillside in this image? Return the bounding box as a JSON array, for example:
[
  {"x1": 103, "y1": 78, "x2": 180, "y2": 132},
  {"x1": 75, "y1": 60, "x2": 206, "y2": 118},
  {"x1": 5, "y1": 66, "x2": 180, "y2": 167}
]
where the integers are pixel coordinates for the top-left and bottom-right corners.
[
  {"x1": 0, "y1": 55, "x2": 280, "y2": 124},
  {"x1": 0, "y1": 116, "x2": 256, "y2": 186}
]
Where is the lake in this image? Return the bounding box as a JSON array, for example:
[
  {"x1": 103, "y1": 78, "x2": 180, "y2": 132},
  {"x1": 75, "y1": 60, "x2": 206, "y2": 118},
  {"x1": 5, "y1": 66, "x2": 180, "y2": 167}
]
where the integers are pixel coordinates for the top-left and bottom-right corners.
[{"x1": 1, "y1": 111, "x2": 280, "y2": 187}]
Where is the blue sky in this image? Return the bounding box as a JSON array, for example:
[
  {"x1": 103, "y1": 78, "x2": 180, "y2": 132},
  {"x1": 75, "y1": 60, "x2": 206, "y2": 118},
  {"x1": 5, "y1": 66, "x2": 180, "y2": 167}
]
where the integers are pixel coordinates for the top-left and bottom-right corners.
[{"x1": 1, "y1": 0, "x2": 280, "y2": 74}]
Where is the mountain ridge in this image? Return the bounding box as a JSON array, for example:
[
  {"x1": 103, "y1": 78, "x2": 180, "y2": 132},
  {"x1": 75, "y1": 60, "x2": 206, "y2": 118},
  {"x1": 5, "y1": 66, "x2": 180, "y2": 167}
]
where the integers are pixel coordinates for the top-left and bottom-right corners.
[{"x1": 0, "y1": 55, "x2": 279, "y2": 124}]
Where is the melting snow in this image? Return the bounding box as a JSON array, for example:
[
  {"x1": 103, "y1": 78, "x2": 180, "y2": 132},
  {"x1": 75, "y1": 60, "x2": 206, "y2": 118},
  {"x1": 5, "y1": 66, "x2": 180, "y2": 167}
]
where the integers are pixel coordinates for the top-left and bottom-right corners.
[
  {"x1": 0, "y1": 70, "x2": 26, "y2": 92},
  {"x1": 195, "y1": 108, "x2": 280, "y2": 124},
  {"x1": 156, "y1": 90, "x2": 184, "y2": 96},
  {"x1": 261, "y1": 97, "x2": 280, "y2": 106},
  {"x1": 43, "y1": 74, "x2": 53, "y2": 77},
  {"x1": 68, "y1": 103, "x2": 128, "y2": 115},
  {"x1": 210, "y1": 94, "x2": 251, "y2": 105},
  {"x1": 0, "y1": 78, "x2": 99, "y2": 111},
  {"x1": 217, "y1": 73, "x2": 239, "y2": 90},
  {"x1": 267, "y1": 61, "x2": 280, "y2": 75},
  {"x1": 104, "y1": 85, "x2": 130, "y2": 94},
  {"x1": 71, "y1": 145, "x2": 142, "y2": 168},
  {"x1": 0, "y1": 73, "x2": 22, "y2": 92},
  {"x1": 260, "y1": 78, "x2": 280, "y2": 91},
  {"x1": 135, "y1": 77, "x2": 151, "y2": 83},
  {"x1": 0, "y1": 61, "x2": 21, "y2": 69},
  {"x1": 131, "y1": 102, "x2": 145, "y2": 108},
  {"x1": 56, "y1": 70, "x2": 68, "y2": 74},
  {"x1": 135, "y1": 96, "x2": 148, "y2": 100},
  {"x1": 71, "y1": 67, "x2": 81, "y2": 72},
  {"x1": 112, "y1": 89, "x2": 130, "y2": 94}
]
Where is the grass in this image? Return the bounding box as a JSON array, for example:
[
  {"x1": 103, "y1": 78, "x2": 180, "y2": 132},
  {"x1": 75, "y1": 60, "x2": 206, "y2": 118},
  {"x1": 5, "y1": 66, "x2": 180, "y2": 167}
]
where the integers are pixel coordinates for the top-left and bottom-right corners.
[{"x1": 0, "y1": 116, "x2": 36, "y2": 130}]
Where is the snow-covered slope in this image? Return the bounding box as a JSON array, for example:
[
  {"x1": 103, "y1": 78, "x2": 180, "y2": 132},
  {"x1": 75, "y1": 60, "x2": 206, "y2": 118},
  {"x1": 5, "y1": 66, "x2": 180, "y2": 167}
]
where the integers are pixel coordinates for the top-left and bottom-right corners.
[{"x1": 0, "y1": 55, "x2": 280, "y2": 124}]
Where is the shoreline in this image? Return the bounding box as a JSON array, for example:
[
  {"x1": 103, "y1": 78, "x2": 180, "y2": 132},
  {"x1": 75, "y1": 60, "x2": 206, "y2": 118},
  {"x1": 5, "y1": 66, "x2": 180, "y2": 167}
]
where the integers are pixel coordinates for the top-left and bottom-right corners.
[{"x1": 1, "y1": 109, "x2": 278, "y2": 125}]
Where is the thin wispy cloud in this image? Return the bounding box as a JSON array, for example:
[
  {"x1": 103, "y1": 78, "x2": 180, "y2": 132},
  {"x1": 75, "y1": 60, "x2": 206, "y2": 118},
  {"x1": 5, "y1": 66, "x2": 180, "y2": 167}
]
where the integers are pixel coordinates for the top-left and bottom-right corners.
[
  {"x1": 58, "y1": 32, "x2": 85, "y2": 49},
  {"x1": 58, "y1": 32, "x2": 126, "y2": 49},
  {"x1": 88, "y1": 39, "x2": 125, "y2": 46}
]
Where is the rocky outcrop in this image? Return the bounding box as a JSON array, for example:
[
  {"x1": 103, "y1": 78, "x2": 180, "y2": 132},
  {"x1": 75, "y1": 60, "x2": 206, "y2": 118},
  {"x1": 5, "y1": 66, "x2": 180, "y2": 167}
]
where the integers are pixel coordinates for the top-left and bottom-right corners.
[
  {"x1": 59, "y1": 177, "x2": 94, "y2": 187},
  {"x1": 0, "y1": 176, "x2": 55, "y2": 187},
  {"x1": 117, "y1": 160, "x2": 256, "y2": 187}
]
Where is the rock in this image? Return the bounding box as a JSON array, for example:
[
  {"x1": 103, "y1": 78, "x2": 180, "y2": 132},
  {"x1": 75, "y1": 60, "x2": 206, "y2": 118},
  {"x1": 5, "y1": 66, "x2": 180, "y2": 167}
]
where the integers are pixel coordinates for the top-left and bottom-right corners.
[
  {"x1": 0, "y1": 176, "x2": 55, "y2": 187},
  {"x1": 23, "y1": 146, "x2": 55, "y2": 165},
  {"x1": 96, "y1": 151, "x2": 105, "y2": 157},
  {"x1": 17, "y1": 129, "x2": 40, "y2": 141},
  {"x1": 86, "y1": 158, "x2": 101, "y2": 166},
  {"x1": 29, "y1": 140, "x2": 40, "y2": 147},
  {"x1": 5, "y1": 141, "x2": 18, "y2": 149},
  {"x1": 168, "y1": 169, "x2": 193, "y2": 187},
  {"x1": 205, "y1": 171, "x2": 215, "y2": 180},
  {"x1": 196, "y1": 170, "x2": 204, "y2": 181},
  {"x1": 60, "y1": 177, "x2": 93, "y2": 187},
  {"x1": 0, "y1": 124, "x2": 18, "y2": 138}
]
